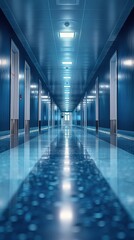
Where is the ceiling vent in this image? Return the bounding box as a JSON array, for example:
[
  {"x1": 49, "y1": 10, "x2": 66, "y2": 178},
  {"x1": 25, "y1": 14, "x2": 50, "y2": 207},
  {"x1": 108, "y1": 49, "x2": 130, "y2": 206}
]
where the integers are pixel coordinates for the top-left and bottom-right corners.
[{"x1": 56, "y1": 0, "x2": 79, "y2": 5}]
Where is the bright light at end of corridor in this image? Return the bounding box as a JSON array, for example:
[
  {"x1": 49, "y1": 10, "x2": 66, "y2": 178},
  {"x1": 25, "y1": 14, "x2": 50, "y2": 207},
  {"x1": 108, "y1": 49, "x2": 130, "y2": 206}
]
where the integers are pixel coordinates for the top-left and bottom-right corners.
[{"x1": 123, "y1": 59, "x2": 134, "y2": 66}]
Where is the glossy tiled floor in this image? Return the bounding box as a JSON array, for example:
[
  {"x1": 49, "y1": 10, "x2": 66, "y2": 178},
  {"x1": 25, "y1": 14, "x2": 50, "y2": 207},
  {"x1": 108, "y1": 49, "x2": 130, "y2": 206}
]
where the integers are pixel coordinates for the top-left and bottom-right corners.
[
  {"x1": 87, "y1": 127, "x2": 134, "y2": 155},
  {"x1": 0, "y1": 127, "x2": 134, "y2": 240}
]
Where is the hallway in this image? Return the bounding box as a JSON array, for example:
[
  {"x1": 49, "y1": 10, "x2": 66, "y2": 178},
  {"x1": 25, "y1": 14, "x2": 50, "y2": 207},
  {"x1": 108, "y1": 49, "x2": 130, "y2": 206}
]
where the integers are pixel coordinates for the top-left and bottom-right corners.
[
  {"x1": 0, "y1": 127, "x2": 134, "y2": 240},
  {"x1": 0, "y1": 1, "x2": 134, "y2": 239}
]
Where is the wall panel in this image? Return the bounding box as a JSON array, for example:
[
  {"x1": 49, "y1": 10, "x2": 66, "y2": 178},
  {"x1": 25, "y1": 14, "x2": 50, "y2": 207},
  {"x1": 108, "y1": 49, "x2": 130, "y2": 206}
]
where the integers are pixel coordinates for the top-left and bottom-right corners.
[{"x1": 0, "y1": 9, "x2": 50, "y2": 132}]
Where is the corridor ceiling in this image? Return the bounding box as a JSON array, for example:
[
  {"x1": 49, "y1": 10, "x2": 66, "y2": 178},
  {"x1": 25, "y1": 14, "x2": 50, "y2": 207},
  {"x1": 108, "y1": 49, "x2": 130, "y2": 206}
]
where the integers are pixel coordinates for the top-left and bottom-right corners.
[{"x1": 0, "y1": 0, "x2": 133, "y2": 111}]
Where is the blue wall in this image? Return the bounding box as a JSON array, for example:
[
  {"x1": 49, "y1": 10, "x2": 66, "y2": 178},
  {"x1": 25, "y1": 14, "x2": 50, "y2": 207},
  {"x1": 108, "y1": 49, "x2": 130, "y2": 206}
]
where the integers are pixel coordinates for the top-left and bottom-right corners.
[
  {"x1": 30, "y1": 70, "x2": 39, "y2": 128},
  {"x1": 19, "y1": 56, "x2": 25, "y2": 130},
  {"x1": 87, "y1": 100, "x2": 96, "y2": 127},
  {"x1": 41, "y1": 102, "x2": 48, "y2": 126},
  {"x1": 0, "y1": 9, "x2": 51, "y2": 132},
  {"x1": 0, "y1": 11, "x2": 11, "y2": 131},
  {"x1": 58, "y1": 109, "x2": 61, "y2": 126},
  {"x1": 87, "y1": 8, "x2": 134, "y2": 131},
  {"x1": 117, "y1": 11, "x2": 134, "y2": 130},
  {"x1": 87, "y1": 85, "x2": 96, "y2": 127},
  {"x1": 54, "y1": 109, "x2": 57, "y2": 126},
  {"x1": 73, "y1": 8, "x2": 134, "y2": 131},
  {"x1": 77, "y1": 109, "x2": 81, "y2": 125},
  {"x1": 53, "y1": 107, "x2": 61, "y2": 126},
  {"x1": 72, "y1": 110, "x2": 77, "y2": 125},
  {"x1": 98, "y1": 63, "x2": 110, "y2": 129},
  {"x1": 55, "y1": 108, "x2": 61, "y2": 126}
]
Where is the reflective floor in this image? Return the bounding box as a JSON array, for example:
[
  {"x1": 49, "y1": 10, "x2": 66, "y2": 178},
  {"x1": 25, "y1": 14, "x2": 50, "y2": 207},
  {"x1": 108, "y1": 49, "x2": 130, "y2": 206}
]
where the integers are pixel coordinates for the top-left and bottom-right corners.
[
  {"x1": 87, "y1": 127, "x2": 134, "y2": 155},
  {"x1": 0, "y1": 127, "x2": 134, "y2": 240}
]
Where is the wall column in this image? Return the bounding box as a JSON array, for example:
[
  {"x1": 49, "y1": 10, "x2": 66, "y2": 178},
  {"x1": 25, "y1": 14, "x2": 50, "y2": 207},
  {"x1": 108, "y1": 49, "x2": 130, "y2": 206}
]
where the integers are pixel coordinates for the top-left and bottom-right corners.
[
  {"x1": 110, "y1": 52, "x2": 117, "y2": 134},
  {"x1": 83, "y1": 94, "x2": 87, "y2": 127},
  {"x1": 96, "y1": 77, "x2": 99, "y2": 133},
  {"x1": 38, "y1": 80, "x2": 42, "y2": 132}
]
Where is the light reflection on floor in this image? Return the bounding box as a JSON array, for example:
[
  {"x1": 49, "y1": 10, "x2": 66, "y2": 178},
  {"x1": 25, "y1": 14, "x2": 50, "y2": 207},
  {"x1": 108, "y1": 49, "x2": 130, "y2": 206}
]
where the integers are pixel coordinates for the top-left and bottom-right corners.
[
  {"x1": 0, "y1": 128, "x2": 58, "y2": 215},
  {"x1": 0, "y1": 127, "x2": 133, "y2": 240},
  {"x1": 76, "y1": 128, "x2": 134, "y2": 221}
]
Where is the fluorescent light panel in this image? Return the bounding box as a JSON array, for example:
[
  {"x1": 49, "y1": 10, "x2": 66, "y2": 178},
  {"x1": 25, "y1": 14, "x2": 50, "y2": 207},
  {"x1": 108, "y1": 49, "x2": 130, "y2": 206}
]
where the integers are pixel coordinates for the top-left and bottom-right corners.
[
  {"x1": 42, "y1": 99, "x2": 49, "y2": 102},
  {"x1": 87, "y1": 96, "x2": 96, "y2": 99},
  {"x1": 60, "y1": 32, "x2": 74, "y2": 38},
  {"x1": 64, "y1": 77, "x2": 71, "y2": 79},
  {"x1": 62, "y1": 62, "x2": 72, "y2": 65},
  {"x1": 30, "y1": 85, "x2": 37, "y2": 89},
  {"x1": 123, "y1": 59, "x2": 134, "y2": 66},
  {"x1": 41, "y1": 96, "x2": 48, "y2": 99},
  {"x1": 64, "y1": 86, "x2": 70, "y2": 88}
]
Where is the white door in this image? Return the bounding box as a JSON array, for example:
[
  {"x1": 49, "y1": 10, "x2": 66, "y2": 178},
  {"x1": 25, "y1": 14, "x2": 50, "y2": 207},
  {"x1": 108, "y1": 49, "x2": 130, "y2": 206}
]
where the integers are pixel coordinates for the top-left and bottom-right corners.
[
  {"x1": 110, "y1": 52, "x2": 117, "y2": 134},
  {"x1": 10, "y1": 40, "x2": 19, "y2": 134},
  {"x1": 38, "y1": 80, "x2": 42, "y2": 130},
  {"x1": 96, "y1": 77, "x2": 99, "y2": 131},
  {"x1": 25, "y1": 62, "x2": 30, "y2": 121}
]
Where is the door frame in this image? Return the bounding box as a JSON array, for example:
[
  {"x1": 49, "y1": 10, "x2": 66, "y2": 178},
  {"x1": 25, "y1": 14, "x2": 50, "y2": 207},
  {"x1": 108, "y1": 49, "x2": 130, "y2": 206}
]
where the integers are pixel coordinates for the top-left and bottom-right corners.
[
  {"x1": 24, "y1": 61, "x2": 30, "y2": 133},
  {"x1": 110, "y1": 51, "x2": 117, "y2": 134},
  {"x1": 10, "y1": 40, "x2": 19, "y2": 135}
]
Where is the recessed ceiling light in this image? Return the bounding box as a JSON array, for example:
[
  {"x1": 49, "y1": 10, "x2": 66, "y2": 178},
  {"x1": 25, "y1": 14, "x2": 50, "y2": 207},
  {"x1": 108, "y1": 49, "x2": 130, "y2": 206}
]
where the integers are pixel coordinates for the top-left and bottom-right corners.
[
  {"x1": 123, "y1": 59, "x2": 134, "y2": 66},
  {"x1": 30, "y1": 84, "x2": 37, "y2": 89},
  {"x1": 64, "y1": 77, "x2": 71, "y2": 79},
  {"x1": 64, "y1": 86, "x2": 70, "y2": 88},
  {"x1": 56, "y1": 0, "x2": 79, "y2": 6},
  {"x1": 60, "y1": 32, "x2": 74, "y2": 38},
  {"x1": 41, "y1": 96, "x2": 48, "y2": 99},
  {"x1": 87, "y1": 96, "x2": 96, "y2": 99},
  {"x1": 62, "y1": 62, "x2": 72, "y2": 65}
]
